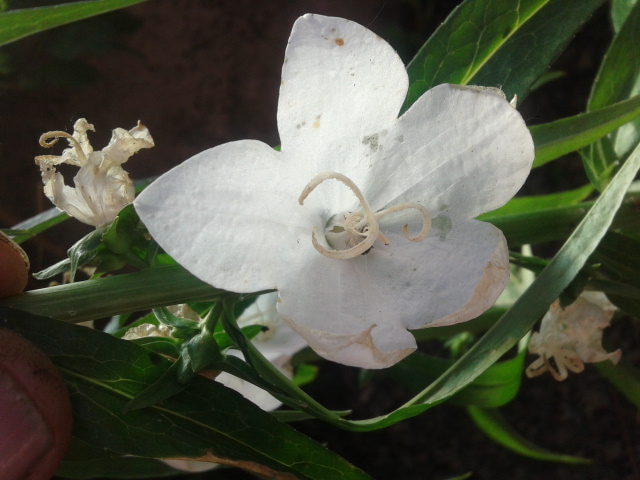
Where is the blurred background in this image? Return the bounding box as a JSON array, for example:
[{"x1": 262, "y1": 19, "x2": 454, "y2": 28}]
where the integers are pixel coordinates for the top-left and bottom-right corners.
[{"x1": 1, "y1": 1, "x2": 637, "y2": 479}]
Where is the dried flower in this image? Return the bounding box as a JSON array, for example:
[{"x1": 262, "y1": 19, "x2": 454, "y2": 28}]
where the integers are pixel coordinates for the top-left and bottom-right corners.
[
  {"x1": 36, "y1": 118, "x2": 154, "y2": 227},
  {"x1": 526, "y1": 292, "x2": 621, "y2": 381}
]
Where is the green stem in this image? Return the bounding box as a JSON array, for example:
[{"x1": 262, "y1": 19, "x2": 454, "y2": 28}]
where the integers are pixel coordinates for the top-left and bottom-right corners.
[{"x1": 0, "y1": 265, "x2": 236, "y2": 323}]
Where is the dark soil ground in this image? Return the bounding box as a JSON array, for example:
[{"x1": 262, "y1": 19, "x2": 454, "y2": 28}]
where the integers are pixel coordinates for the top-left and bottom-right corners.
[{"x1": 0, "y1": 1, "x2": 638, "y2": 479}]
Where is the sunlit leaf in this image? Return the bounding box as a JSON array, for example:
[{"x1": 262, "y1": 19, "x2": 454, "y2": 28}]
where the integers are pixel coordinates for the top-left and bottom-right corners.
[{"x1": 404, "y1": 0, "x2": 606, "y2": 110}]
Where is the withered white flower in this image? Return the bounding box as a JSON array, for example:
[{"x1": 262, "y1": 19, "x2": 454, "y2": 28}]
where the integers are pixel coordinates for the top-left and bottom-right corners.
[
  {"x1": 135, "y1": 14, "x2": 534, "y2": 368},
  {"x1": 526, "y1": 292, "x2": 621, "y2": 381},
  {"x1": 36, "y1": 118, "x2": 154, "y2": 227}
]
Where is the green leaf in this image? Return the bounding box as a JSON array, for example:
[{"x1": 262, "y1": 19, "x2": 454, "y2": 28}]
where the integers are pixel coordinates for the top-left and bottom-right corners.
[
  {"x1": 0, "y1": 0, "x2": 150, "y2": 47},
  {"x1": 596, "y1": 360, "x2": 640, "y2": 408},
  {"x1": 1, "y1": 264, "x2": 243, "y2": 322},
  {"x1": 404, "y1": 0, "x2": 606, "y2": 110},
  {"x1": 531, "y1": 95, "x2": 640, "y2": 168},
  {"x1": 480, "y1": 184, "x2": 593, "y2": 218},
  {"x1": 379, "y1": 141, "x2": 640, "y2": 428},
  {"x1": 1, "y1": 307, "x2": 371, "y2": 480},
  {"x1": 467, "y1": 406, "x2": 591, "y2": 464},
  {"x1": 586, "y1": 0, "x2": 640, "y2": 181},
  {"x1": 389, "y1": 342, "x2": 526, "y2": 409},
  {"x1": 57, "y1": 437, "x2": 183, "y2": 478},
  {"x1": 612, "y1": 0, "x2": 638, "y2": 32},
  {"x1": 9, "y1": 208, "x2": 68, "y2": 244}
]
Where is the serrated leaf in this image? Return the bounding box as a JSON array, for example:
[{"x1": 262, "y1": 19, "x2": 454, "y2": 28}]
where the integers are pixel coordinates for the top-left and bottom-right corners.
[
  {"x1": 404, "y1": 0, "x2": 606, "y2": 110},
  {"x1": 0, "y1": 0, "x2": 150, "y2": 47},
  {"x1": 0, "y1": 307, "x2": 371, "y2": 480},
  {"x1": 467, "y1": 406, "x2": 591, "y2": 464}
]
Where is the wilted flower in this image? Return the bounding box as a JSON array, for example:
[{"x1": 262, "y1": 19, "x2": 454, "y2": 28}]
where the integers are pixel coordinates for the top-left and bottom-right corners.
[
  {"x1": 135, "y1": 14, "x2": 534, "y2": 368},
  {"x1": 526, "y1": 292, "x2": 621, "y2": 381},
  {"x1": 36, "y1": 118, "x2": 154, "y2": 227}
]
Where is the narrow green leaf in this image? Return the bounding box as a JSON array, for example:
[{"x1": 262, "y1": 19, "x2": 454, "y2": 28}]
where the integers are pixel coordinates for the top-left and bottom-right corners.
[
  {"x1": 588, "y1": 0, "x2": 640, "y2": 166},
  {"x1": 1, "y1": 307, "x2": 371, "y2": 480},
  {"x1": 480, "y1": 184, "x2": 593, "y2": 218},
  {"x1": 0, "y1": 0, "x2": 150, "y2": 47},
  {"x1": 531, "y1": 95, "x2": 640, "y2": 168},
  {"x1": 404, "y1": 0, "x2": 606, "y2": 109},
  {"x1": 596, "y1": 360, "x2": 640, "y2": 408},
  {"x1": 0, "y1": 264, "x2": 243, "y2": 322},
  {"x1": 395, "y1": 141, "x2": 640, "y2": 414},
  {"x1": 467, "y1": 406, "x2": 591, "y2": 464},
  {"x1": 389, "y1": 344, "x2": 526, "y2": 409},
  {"x1": 612, "y1": 0, "x2": 638, "y2": 32}
]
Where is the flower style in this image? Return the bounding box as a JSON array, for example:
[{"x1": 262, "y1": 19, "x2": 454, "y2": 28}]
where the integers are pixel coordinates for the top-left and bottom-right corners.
[
  {"x1": 134, "y1": 14, "x2": 534, "y2": 368},
  {"x1": 526, "y1": 292, "x2": 621, "y2": 381},
  {"x1": 36, "y1": 118, "x2": 154, "y2": 227}
]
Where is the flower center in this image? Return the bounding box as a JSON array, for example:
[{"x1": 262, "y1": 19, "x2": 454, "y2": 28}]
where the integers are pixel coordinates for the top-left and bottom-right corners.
[{"x1": 298, "y1": 171, "x2": 431, "y2": 259}]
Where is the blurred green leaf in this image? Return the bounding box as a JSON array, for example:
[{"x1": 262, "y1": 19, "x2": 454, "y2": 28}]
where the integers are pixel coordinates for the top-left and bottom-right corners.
[
  {"x1": 585, "y1": 1, "x2": 640, "y2": 186},
  {"x1": 596, "y1": 359, "x2": 640, "y2": 408},
  {"x1": 57, "y1": 437, "x2": 182, "y2": 478},
  {"x1": 0, "y1": 0, "x2": 149, "y2": 47},
  {"x1": 590, "y1": 231, "x2": 640, "y2": 315},
  {"x1": 531, "y1": 95, "x2": 640, "y2": 168},
  {"x1": 404, "y1": 0, "x2": 606, "y2": 110},
  {"x1": 481, "y1": 184, "x2": 593, "y2": 218},
  {"x1": 1, "y1": 307, "x2": 371, "y2": 480},
  {"x1": 8, "y1": 207, "x2": 68, "y2": 244},
  {"x1": 611, "y1": 0, "x2": 638, "y2": 33},
  {"x1": 390, "y1": 341, "x2": 526, "y2": 408},
  {"x1": 467, "y1": 406, "x2": 591, "y2": 464}
]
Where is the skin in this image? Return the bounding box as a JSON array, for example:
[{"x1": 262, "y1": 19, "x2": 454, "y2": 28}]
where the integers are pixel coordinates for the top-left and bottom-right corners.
[
  {"x1": 0, "y1": 328, "x2": 73, "y2": 480},
  {"x1": 0, "y1": 231, "x2": 29, "y2": 298}
]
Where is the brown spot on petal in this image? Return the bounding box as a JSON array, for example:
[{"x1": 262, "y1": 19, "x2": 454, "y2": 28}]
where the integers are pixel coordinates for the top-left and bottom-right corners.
[{"x1": 335, "y1": 37, "x2": 344, "y2": 46}]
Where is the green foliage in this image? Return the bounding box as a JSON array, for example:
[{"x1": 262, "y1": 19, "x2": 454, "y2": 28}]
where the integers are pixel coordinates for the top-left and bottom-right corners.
[
  {"x1": 1, "y1": 307, "x2": 372, "y2": 480},
  {"x1": 404, "y1": 0, "x2": 606, "y2": 110},
  {"x1": 584, "y1": 0, "x2": 640, "y2": 188},
  {"x1": 467, "y1": 406, "x2": 590, "y2": 463},
  {"x1": 0, "y1": 0, "x2": 149, "y2": 46}
]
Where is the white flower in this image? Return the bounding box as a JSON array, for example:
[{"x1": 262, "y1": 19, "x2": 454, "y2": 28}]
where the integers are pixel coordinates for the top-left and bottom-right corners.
[
  {"x1": 526, "y1": 292, "x2": 622, "y2": 381},
  {"x1": 36, "y1": 118, "x2": 154, "y2": 227},
  {"x1": 134, "y1": 14, "x2": 534, "y2": 369}
]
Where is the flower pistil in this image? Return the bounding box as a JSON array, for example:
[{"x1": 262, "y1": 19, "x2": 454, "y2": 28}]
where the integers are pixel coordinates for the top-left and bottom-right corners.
[{"x1": 298, "y1": 171, "x2": 431, "y2": 259}]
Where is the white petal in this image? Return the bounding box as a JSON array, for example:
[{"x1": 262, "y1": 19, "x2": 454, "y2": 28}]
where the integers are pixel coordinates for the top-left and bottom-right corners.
[
  {"x1": 134, "y1": 141, "x2": 316, "y2": 292},
  {"x1": 277, "y1": 219, "x2": 508, "y2": 368},
  {"x1": 277, "y1": 14, "x2": 408, "y2": 183},
  {"x1": 102, "y1": 121, "x2": 154, "y2": 166},
  {"x1": 364, "y1": 84, "x2": 534, "y2": 218}
]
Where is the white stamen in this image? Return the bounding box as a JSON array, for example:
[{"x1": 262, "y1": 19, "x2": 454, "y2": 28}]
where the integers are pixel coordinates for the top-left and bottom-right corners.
[{"x1": 299, "y1": 171, "x2": 431, "y2": 259}]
